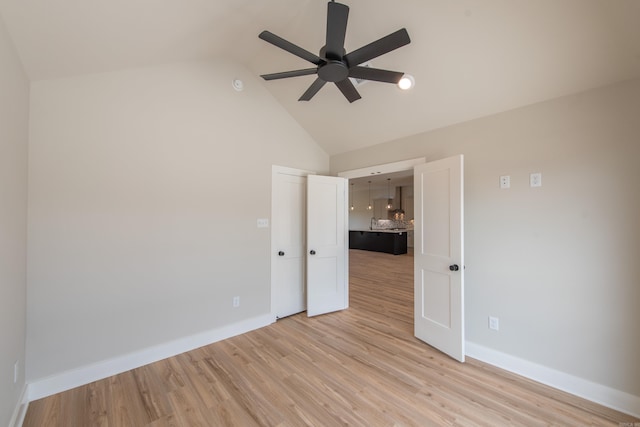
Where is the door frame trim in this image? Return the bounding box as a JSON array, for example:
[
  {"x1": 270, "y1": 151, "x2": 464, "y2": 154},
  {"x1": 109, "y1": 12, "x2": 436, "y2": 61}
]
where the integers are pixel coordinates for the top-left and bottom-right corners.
[{"x1": 337, "y1": 158, "x2": 426, "y2": 179}]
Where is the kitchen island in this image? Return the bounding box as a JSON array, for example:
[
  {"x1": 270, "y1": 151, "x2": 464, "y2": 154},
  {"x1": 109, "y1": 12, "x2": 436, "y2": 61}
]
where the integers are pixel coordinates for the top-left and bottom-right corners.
[{"x1": 349, "y1": 230, "x2": 408, "y2": 255}]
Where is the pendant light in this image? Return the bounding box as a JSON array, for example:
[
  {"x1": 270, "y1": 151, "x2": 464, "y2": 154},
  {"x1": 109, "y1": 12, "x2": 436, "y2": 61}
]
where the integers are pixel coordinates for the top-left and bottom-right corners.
[
  {"x1": 386, "y1": 178, "x2": 393, "y2": 209},
  {"x1": 367, "y1": 181, "x2": 372, "y2": 210},
  {"x1": 350, "y1": 183, "x2": 355, "y2": 211}
]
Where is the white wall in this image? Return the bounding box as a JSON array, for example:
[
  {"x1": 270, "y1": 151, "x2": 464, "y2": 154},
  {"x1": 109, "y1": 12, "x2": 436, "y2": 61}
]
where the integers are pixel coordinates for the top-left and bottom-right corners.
[
  {"x1": 0, "y1": 14, "x2": 29, "y2": 426},
  {"x1": 27, "y1": 59, "x2": 328, "y2": 384},
  {"x1": 332, "y1": 79, "x2": 640, "y2": 401}
]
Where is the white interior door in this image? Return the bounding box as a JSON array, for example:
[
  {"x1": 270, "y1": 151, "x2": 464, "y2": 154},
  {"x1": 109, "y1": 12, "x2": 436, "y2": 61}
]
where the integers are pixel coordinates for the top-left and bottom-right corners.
[
  {"x1": 414, "y1": 155, "x2": 465, "y2": 362},
  {"x1": 306, "y1": 175, "x2": 349, "y2": 317},
  {"x1": 272, "y1": 167, "x2": 308, "y2": 319}
]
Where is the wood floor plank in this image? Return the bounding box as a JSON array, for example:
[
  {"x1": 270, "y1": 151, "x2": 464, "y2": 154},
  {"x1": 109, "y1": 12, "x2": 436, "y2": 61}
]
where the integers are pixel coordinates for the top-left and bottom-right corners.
[
  {"x1": 23, "y1": 249, "x2": 639, "y2": 426},
  {"x1": 84, "y1": 381, "x2": 110, "y2": 426}
]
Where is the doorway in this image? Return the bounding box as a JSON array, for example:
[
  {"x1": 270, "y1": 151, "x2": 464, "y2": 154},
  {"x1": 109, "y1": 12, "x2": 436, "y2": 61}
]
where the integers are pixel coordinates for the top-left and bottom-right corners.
[
  {"x1": 339, "y1": 156, "x2": 465, "y2": 362},
  {"x1": 340, "y1": 159, "x2": 421, "y2": 334}
]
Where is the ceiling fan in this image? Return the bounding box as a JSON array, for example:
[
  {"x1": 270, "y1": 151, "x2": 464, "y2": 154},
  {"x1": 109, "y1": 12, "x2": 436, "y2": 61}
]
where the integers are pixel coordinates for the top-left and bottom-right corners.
[{"x1": 258, "y1": 1, "x2": 411, "y2": 103}]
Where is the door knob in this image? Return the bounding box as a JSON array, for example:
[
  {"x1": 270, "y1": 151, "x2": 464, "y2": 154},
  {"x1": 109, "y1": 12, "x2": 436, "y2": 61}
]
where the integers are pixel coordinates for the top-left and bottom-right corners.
[
  {"x1": 278, "y1": 251, "x2": 285, "y2": 256},
  {"x1": 310, "y1": 250, "x2": 316, "y2": 255},
  {"x1": 449, "y1": 264, "x2": 459, "y2": 271}
]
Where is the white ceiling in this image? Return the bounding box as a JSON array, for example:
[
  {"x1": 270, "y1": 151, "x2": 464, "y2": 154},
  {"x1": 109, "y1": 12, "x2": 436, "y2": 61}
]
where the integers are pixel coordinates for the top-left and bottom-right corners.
[{"x1": 2, "y1": 0, "x2": 639, "y2": 156}]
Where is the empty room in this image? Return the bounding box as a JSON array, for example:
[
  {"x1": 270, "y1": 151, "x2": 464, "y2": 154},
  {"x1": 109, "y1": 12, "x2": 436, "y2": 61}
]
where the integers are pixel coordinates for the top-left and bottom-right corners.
[{"x1": 1, "y1": 1, "x2": 639, "y2": 426}]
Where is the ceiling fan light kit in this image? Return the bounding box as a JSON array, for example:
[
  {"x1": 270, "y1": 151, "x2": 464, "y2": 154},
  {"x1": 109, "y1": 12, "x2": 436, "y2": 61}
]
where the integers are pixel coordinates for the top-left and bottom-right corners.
[
  {"x1": 258, "y1": 1, "x2": 411, "y2": 103},
  {"x1": 398, "y1": 74, "x2": 415, "y2": 90}
]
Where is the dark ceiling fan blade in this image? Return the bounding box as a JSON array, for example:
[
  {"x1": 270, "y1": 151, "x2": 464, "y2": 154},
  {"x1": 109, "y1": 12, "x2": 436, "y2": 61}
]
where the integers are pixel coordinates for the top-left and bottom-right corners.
[
  {"x1": 261, "y1": 68, "x2": 318, "y2": 81},
  {"x1": 335, "y1": 79, "x2": 362, "y2": 103},
  {"x1": 348, "y1": 66, "x2": 404, "y2": 84},
  {"x1": 325, "y1": 2, "x2": 349, "y2": 60},
  {"x1": 259, "y1": 31, "x2": 323, "y2": 65},
  {"x1": 344, "y1": 28, "x2": 411, "y2": 67},
  {"x1": 299, "y1": 78, "x2": 327, "y2": 101}
]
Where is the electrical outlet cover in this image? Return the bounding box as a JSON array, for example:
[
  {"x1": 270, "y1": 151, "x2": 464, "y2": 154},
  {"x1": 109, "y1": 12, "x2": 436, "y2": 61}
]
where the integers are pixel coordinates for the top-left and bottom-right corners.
[
  {"x1": 489, "y1": 316, "x2": 499, "y2": 331},
  {"x1": 500, "y1": 175, "x2": 510, "y2": 189}
]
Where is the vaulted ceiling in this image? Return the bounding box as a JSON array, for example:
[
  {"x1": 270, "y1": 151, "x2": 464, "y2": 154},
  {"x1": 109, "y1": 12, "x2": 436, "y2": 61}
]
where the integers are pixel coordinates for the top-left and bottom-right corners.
[{"x1": 1, "y1": 0, "x2": 639, "y2": 155}]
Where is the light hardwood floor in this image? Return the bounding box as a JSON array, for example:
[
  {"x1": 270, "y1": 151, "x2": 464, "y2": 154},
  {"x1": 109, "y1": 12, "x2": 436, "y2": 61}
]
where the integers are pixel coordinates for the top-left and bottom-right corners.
[{"x1": 24, "y1": 249, "x2": 638, "y2": 426}]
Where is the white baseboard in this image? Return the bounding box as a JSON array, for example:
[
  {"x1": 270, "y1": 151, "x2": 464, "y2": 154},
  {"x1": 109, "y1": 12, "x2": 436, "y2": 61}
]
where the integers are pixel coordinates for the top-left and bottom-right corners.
[
  {"x1": 8, "y1": 384, "x2": 29, "y2": 427},
  {"x1": 466, "y1": 341, "x2": 640, "y2": 418},
  {"x1": 27, "y1": 314, "x2": 273, "y2": 402}
]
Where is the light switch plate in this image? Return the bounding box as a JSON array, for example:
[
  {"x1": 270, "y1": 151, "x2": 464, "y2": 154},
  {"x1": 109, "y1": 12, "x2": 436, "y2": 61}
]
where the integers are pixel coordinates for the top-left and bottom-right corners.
[
  {"x1": 530, "y1": 173, "x2": 542, "y2": 187},
  {"x1": 257, "y1": 218, "x2": 269, "y2": 228}
]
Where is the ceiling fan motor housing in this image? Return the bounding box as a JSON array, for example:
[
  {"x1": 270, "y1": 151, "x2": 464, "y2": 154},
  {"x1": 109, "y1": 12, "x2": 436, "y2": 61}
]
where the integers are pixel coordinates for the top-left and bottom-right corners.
[{"x1": 318, "y1": 60, "x2": 349, "y2": 82}]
